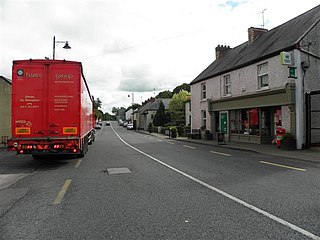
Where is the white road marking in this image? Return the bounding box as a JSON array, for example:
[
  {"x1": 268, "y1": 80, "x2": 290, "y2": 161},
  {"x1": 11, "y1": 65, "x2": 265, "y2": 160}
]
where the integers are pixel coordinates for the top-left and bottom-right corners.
[
  {"x1": 110, "y1": 125, "x2": 320, "y2": 240},
  {"x1": 210, "y1": 151, "x2": 231, "y2": 157},
  {"x1": 183, "y1": 145, "x2": 196, "y2": 149}
]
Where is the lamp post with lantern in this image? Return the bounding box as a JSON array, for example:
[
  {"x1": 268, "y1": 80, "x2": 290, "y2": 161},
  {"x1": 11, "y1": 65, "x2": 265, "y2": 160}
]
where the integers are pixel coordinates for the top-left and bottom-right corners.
[{"x1": 53, "y1": 36, "x2": 71, "y2": 60}]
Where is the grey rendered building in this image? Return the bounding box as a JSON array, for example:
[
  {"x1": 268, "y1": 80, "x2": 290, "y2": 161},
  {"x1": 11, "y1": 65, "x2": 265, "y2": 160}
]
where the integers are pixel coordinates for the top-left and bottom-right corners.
[
  {"x1": 190, "y1": 5, "x2": 320, "y2": 149},
  {"x1": 0, "y1": 76, "x2": 12, "y2": 147}
]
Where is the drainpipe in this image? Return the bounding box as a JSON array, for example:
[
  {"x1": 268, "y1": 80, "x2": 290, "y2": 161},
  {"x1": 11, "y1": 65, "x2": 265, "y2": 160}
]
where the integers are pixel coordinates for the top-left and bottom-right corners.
[{"x1": 294, "y1": 49, "x2": 303, "y2": 149}]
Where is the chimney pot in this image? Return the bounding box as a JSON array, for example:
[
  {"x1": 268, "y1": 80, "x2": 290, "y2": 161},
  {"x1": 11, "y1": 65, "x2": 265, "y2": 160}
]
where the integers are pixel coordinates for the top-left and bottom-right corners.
[{"x1": 215, "y1": 45, "x2": 231, "y2": 60}]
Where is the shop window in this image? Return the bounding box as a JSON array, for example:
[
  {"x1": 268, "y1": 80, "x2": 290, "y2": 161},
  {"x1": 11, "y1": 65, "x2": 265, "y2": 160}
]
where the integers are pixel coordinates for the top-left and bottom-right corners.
[
  {"x1": 224, "y1": 75, "x2": 231, "y2": 96},
  {"x1": 201, "y1": 83, "x2": 206, "y2": 100},
  {"x1": 238, "y1": 108, "x2": 261, "y2": 135},
  {"x1": 201, "y1": 110, "x2": 207, "y2": 128},
  {"x1": 249, "y1": 108, "x2": 259, "y2": 135},
  {"x1": 258, "y1": 63, "x2": 269, "y2": 88},
  {"x1": 230, "y1": 110, "x2": 239, "y2": 133},
  {"x1": 240, "y1": 109, "x2": 249, "y2": 134},
  {"x1": 261, "y1": 108, "x2": 271, "y2": 136}
]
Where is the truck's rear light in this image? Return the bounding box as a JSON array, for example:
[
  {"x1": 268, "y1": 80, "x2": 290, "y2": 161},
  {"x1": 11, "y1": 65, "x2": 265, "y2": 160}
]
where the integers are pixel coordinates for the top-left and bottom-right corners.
[
  {"x1": 53, "y1": 144, "x2": 64, "y2": 149},
  {"x1": 19, "y1": 150, "x2": 24, "y2": 154},
  {"x1": 73, "y1": 149, "x2": 77, "y2": 153},
  {"x1": 66, "y1": 143, "x2": 74, "y2": 149},
  {"x1": 22, "y1": 145, "x2": 33, "y2": 150},
  {"x1": 13, "y1": 142, "x2": 18, "y2": 148}
]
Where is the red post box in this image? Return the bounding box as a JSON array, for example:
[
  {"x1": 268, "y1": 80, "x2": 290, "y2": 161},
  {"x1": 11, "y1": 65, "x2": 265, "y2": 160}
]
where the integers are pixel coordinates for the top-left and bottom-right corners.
[{"x1": 275, "y1": 128, "x2": 286, "y2": 148}]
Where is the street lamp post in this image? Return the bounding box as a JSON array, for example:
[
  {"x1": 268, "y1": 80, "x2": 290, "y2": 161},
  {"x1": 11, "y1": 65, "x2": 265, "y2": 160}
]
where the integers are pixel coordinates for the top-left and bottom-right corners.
[
  {"x1": 128, "y1": 93, "x2": 135, "y2": 129},
  {"x1": 53, "y1": 36, "x2": 71, "y2": 60}
]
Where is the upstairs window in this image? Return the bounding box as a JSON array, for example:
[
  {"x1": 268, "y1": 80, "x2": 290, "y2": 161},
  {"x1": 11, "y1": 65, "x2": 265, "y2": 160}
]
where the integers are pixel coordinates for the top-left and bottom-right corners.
[
  {"x1": 201, "y1": 83, "x2": 206, "y2": 100},
  {"x1": 224, "y1": 75, "x2": 231, "y2": 95},
  {"x1": 258, "y1": 63, "x2": 269, "y2": 88}
]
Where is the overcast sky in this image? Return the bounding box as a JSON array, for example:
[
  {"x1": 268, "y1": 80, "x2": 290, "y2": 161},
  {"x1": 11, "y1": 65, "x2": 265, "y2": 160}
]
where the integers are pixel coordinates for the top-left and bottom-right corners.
[{"x1": 1, "y1": 0, "x2": 319, "y2": 113}]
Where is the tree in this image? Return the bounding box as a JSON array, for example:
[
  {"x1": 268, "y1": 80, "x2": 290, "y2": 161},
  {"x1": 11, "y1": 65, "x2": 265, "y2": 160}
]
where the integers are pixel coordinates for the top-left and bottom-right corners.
[
  {"x1": 126, "y1": 103, "x2": 141, "y2": 111},
  {"x1": 156, "y1": 90, "x2": 173, "y2": 99},
  {"x1": 94, "y1": 109, "x2": 103, "y2": 120},
  {"x1": 112, "y1": 107, "x2": 120, "y2": 114},
  {"x1": 94, "y1": 98, "x2": 102, "y2": 110},
  {"x1": 153, "y1": 101, "x2": 170, "y2": 126},
  {"x1": 103, "y1": 112, "x2": 116, "y2": 121},
  {"x1": 173, "y1": 83, "x2": 190, "y2": 95},
  {"x1": 169, "y1": 90, "x2": 190, "y2": 125}
]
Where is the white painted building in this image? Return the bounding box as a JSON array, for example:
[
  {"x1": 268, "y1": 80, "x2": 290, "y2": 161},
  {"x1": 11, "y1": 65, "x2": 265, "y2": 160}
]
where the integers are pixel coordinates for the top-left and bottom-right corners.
[{"x1": 190, "y1": 5, "x2": 320, "y2": 149}]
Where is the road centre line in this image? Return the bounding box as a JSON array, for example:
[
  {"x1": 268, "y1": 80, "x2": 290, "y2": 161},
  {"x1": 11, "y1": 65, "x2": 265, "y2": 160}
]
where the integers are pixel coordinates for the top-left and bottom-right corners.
[
  {"x1": 260, "y1": 161, "x2": 306, "y2": 172},
  {"x1": 75, "y1": 159, "x2": 82, "y2": 168},
  {"x1": 183, "y1": 145, "x2": 196, "y2": 149},
  {"x1": 210, "y1": 151, "x2": 231, "y2": 157},
  {"x1": 110, "y1": 125, "x2": 320, "y2": 240},
  {"x1": 53, "y1": 179, "x2": 72, "y2": 205}
]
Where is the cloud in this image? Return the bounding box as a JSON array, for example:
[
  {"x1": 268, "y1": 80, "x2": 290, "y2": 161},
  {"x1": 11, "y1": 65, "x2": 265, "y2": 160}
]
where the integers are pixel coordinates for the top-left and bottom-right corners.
[
  {"x1": 219, "y1": 0, "x2": 248, "y2": 10},
  {"x1": 118, "y1": 64, "x2": 163, "y2": 92}
]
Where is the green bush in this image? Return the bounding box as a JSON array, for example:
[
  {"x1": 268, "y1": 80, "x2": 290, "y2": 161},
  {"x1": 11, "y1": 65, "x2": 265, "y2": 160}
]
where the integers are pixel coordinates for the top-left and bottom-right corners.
[
  {"x1": 283, "y1": 132, "x2": 295, "y2": 140},
  {"x1": 170, "y1": 126, "x2": 178, "y2": 135}
]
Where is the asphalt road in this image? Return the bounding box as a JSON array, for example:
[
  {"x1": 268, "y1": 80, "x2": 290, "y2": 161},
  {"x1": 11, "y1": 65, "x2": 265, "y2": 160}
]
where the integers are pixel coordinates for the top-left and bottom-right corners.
[{"x1": 0, "y1": 122, "x2": 319, "y2": 240}]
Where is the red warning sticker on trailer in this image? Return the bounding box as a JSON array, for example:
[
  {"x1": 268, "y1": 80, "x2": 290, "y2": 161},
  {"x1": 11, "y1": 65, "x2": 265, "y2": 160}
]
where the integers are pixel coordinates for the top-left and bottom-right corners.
[
  {"x1": 63, "y1": 127, "x2": 77, "y2": 134},
  {"x1": 16, "y1": 127, "x2": 31, "y2": 134}
]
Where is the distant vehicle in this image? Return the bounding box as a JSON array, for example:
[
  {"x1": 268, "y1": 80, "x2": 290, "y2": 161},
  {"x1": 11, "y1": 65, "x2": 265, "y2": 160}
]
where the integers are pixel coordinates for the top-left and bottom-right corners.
[
  {"x1": 7, "y1": 59, "x2": 95, "y2": 158},
  {"x1": 94, "y1": 123, "x2": 102, "y2": 129},
  {"x1": 118, "y1": 120, "x2": 124, "y2": 126},
  {"x1": 123, "y1": 122, "x2": 128, "y2": 127},
  {"x1": 127, "y1": 123, "x2": 134, "y2": 130},
  {"x1": 105, "y1": 121, "x2": 110, "y2": 126}
]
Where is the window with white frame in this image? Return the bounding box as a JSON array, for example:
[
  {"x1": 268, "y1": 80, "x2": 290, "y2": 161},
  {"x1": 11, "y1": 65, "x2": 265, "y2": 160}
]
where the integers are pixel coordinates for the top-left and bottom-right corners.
[
  {"x1": 258, "y1": 63, "x2": 269, "y2": 88},
  {"x1": 224, "y1": 75, "x2": 231, "y2": 95},
  {"x1": 201, "y1": 83, "x2": 206, "y2": 99},
  {"x1": 201, "y1": 110, "x2": 207, "y2": 128}
]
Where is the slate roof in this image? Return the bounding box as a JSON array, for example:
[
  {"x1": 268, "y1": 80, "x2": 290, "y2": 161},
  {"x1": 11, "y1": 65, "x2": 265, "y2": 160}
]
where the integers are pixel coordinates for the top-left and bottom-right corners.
[
  {"x1": 0, "y1": 76, "x2": 12, "y2": 85},
  {"x1": 191, "y1": 4, "x2": 320, "y2": 85},
  {"x1": 139, "y1": 98, "x2": 171, "y2": 114},
  {"x1": 148, "y1": 99, "x2": 171, "y2": 111}
]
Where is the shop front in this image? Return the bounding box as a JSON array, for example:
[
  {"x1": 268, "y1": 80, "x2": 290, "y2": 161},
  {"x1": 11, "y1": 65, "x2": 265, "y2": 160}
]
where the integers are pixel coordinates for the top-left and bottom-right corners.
[{"x1": 209, "y1": 83, "x2": 295, "y2": 144}]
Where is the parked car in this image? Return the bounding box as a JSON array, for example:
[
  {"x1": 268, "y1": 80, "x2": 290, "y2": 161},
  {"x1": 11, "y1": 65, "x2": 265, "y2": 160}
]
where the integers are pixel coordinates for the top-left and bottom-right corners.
[
  {"x1": 127, "y1": 123, "x2": 134, "y2": 130},
  {"x1": 118, "y1": 120, "x2": 124, "y2": 126},
  {"x1": 94, "y1": 123, "x2": 102, "y2": 129}
]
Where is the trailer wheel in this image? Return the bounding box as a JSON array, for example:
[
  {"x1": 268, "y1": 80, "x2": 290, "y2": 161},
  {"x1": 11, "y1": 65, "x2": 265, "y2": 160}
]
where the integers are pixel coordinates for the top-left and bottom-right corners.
[{"x1": 78, "y1": 136, "x2": 88, "y2": 158}]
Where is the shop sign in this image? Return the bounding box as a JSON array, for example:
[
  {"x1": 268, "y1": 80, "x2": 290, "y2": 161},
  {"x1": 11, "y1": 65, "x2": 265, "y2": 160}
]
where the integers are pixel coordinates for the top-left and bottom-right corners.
[{"x1": 280, "y1": 52, "x2": 292, "y2": 65}]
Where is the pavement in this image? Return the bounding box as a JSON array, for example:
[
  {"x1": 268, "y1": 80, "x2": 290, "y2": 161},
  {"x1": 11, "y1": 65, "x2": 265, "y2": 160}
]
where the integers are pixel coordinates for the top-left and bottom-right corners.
[{"x1": 137, "y1": 130, "x2": 320, "y2": 164}]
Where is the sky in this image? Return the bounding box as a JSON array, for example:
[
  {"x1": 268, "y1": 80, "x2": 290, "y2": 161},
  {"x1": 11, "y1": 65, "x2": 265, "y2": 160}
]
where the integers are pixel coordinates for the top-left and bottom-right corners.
[{"x1": 1, "y1": 0, "x2": 319, "y2": 113}]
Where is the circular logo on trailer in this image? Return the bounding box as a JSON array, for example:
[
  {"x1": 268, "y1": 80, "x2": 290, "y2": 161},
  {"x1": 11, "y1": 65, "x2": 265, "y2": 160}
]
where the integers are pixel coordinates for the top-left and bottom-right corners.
[{"x1": 17, "y1": 69, "x2": 24, "y2": 76}]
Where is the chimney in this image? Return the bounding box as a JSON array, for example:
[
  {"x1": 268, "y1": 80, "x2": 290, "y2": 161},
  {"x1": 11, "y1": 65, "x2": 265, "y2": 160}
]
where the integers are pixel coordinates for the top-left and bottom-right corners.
[
  {"x1": 248, "y1": 27, "x2": 268, "y2": 44},
  {"x1": 215, "y1": 45, "x2": 230, "y2": 59}
]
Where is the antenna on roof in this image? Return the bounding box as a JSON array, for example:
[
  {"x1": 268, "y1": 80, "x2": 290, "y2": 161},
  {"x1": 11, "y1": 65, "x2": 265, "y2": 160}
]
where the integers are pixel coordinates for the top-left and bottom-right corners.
[{"x1": 258, "y1": 8, "x2": 267, "y2": 28}]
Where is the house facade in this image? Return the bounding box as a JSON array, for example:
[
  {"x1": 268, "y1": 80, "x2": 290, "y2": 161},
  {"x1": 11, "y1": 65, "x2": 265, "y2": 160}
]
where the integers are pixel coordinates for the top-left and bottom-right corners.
[
  {"x1": 137, "y1": 98, "x2": 171, "y2": 130},
  {"x1": 0, "y1": 76, "x2": 12, "y2": 147},
  {"x1": 190, "y1": 5, "x2": 320, "y2": 149}
]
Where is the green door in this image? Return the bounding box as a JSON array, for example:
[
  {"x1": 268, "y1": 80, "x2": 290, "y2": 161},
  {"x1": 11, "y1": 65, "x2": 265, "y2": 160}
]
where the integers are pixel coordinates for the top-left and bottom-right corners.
[{"x1": 220, "y1": 112, "x2": 228, "y2": 134}]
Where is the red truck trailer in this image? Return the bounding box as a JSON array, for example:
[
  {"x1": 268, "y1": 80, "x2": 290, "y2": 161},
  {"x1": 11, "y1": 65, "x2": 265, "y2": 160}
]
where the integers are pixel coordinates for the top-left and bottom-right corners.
[{"x1": 7, "y1": 59, "x2": 95, "y2": 158}]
